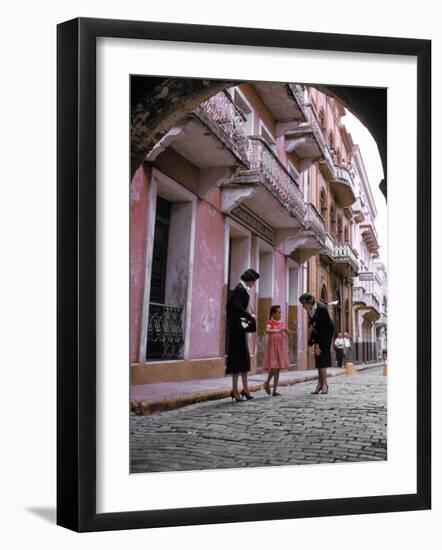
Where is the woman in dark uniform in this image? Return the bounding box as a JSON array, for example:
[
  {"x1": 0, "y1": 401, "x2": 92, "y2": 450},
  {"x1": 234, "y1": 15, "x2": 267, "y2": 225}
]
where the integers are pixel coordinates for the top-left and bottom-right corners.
[
  {"x1": 299, "y1": 293, "x2": 335, "y2": 394},
  {"x1": 226, "y1": 268, "x2": 260, "y2": 401}
]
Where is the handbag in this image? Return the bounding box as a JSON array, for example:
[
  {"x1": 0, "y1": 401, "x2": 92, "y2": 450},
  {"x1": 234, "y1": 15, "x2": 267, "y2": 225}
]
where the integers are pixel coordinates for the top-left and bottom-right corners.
[
  {"x1": 240, "y1": 303, "x2": 256, "y2": 333},
  {"x1": 241, "y1": 316, "x2": 256, "y2": 333}
]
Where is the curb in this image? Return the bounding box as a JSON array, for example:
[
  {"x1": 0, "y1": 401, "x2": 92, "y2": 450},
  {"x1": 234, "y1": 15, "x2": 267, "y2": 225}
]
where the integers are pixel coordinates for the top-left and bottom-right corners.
[{"x1": 131, "y1": 362, "x2": 384, "y2": 416}]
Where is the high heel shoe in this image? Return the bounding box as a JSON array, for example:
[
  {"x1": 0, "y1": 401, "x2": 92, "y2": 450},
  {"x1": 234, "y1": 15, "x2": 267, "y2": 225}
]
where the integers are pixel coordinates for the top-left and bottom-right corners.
[
  {"x1": 240, "y1": 390, "x2": 254, "y2": 400},
  {"x1": 320, "y1": 384, "x2": 329, "y2": 394},
  {"x1": 311, "y1": 385, "x2": 322, "y2": 394},
  {"x1": 230, "y1": 390, "x2": 241, "y2": 402}
]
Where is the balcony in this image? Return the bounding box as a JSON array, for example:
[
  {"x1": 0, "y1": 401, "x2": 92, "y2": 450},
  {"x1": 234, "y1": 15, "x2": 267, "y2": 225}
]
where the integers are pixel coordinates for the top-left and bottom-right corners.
[
  {"x1": 305, "y1": 203, "x2": 327, "y2": 242},
  {"x1": 279, "y1": 84, "x2": 336, "y2": 176},
  {"x1": 249, "y1": 137, "x2": 306, "y2": 220},
  {"x1": 350, "y1": 196, "x2": 366, "y2": 224},
  {"x1": 360, "y1": 223, "x2": 380, "y2": 257},
  {"x1": 353, "y1": 286, "x2": 367, "y2": 306},
  {"x1": 253, "y1": 82, "x2": 304, "y2": 124},
  {"x1": 333, "y1": 242, "x2": 359, "y2": 276},
  {"x1": 329, "y1": 163, "x2": 357, "y2": 208},
  {"x1": 197, "y1": 91, "x2": 249, "y2": 164},
  {"x1": 353, "y1": 288, "x2": 381, "y2": 322},
  {"x1": 376, "y1": 312, "x2": 388, "y2": 327},
  {"x1": 321, "y1": 238, "x2": 359, "y2": 277},
  {"x1": 220, "y1": 136, "x2": 306, "y2": 231},
  {"x1": 279, "y1": 203, "x2": 327, "y2": 264},
  {"x1": 146, "y1": 91, "x2": 249, "y2": 183}
]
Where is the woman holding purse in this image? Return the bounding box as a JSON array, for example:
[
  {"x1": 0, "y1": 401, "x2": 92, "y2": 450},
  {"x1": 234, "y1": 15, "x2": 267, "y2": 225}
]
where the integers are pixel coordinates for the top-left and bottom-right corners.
[{"x1": 226, "y1": 268, "x2": 260, "y2": 401}]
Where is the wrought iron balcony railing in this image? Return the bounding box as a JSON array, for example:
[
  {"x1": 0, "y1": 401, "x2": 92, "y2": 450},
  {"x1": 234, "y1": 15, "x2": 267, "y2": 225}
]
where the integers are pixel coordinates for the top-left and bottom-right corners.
[
  {"x1": 199, "y1": 91, "x2": 249, "y2": 161},
  {"x1": 147, "y1": 303, "x2": 184, "y2": 360},
  {"x1": 248, "y1": 136, "x2": 306, "y2": 221}
]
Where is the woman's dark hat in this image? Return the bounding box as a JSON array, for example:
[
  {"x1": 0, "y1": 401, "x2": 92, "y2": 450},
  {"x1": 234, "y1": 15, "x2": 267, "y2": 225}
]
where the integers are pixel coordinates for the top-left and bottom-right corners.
[
  {"x1": 240, "y1": 268, "x2": 260, "y2": 282},
  {"x1": 299, "y1": 292, "x2": 314, "y2": 304}
]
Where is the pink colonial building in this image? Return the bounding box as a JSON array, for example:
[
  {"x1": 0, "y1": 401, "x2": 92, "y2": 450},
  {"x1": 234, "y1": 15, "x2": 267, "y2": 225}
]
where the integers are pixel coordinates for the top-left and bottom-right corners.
[{"x1": 130, "y1": 81, "x2": 378, "y2": 385}]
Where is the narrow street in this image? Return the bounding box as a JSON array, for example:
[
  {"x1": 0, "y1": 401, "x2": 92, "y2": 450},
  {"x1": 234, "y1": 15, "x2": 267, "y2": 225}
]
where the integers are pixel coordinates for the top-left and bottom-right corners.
[{"x1": 130, "y1": 367, "x2": 387, "y2": 473}]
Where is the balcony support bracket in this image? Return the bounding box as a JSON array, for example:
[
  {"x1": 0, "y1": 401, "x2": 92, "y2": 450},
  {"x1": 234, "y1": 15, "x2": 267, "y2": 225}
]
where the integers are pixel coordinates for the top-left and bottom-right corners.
[{"x1": 220, "y1": 184, "x2": 257, "y2": 214}]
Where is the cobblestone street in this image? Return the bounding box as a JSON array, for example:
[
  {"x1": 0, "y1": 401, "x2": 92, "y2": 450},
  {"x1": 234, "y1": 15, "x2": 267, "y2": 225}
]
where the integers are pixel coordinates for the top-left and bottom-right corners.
[{"x1": 130, "y1": 367, "x2": 387, "y2": 473}]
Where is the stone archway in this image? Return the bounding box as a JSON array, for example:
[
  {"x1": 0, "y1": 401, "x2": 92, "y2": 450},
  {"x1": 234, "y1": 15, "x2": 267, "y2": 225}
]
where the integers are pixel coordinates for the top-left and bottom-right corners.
[
  {"x1": 130, "y1": 77, "x2": 387, "y2": 197},
  {"x1": 131, "y1": 77, "x2": 233, "y2": 178}
]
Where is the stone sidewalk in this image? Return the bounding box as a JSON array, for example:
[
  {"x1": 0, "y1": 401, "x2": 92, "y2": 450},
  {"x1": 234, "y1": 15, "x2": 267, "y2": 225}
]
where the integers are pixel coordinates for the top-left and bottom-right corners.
[{"x1": 131, "y1": 361, "x2": 386, "y2": 415}]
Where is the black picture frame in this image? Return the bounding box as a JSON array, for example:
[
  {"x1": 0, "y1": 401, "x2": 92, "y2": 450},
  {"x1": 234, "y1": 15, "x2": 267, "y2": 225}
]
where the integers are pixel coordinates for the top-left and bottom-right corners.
[{"x1": 57, "y1": 17, "x2": 431, "y2": 532}]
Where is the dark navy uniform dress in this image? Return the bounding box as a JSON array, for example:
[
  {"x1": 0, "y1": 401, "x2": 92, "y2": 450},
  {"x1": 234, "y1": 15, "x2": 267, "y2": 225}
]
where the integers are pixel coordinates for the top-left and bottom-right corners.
[
  {"x1": 308, "y1": 301, "x2": 335, "y2": 369},
  {"x1": 225, "y1": 283, "x2": 253, "y2": 374}
]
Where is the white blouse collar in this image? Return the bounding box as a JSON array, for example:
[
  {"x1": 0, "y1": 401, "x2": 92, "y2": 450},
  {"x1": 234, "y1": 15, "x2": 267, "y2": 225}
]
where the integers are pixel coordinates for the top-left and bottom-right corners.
[
  {"x1": 309, "y1": 302, "x2": 318, "y2": 317},
  {"x1": 239, "y1": 280, "x2": 250, "y2": 292}
]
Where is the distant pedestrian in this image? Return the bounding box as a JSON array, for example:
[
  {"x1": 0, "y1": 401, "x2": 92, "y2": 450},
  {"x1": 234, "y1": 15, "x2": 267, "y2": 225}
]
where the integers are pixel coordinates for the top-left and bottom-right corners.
[
  {"x1": 262, "y1": 305, "x2": 292, "y2": 396},
  {"x1": 334, "y1": 332, "x2": 345, "y2": 368},
  {"x1": 226, "y1": 268, "x2": 260, "y2": 401},
  {"x1": 344, "y1": 332, "x2": 353, "y2": 364},
  {"x1": 299, "y1": 293, "x2": 335, "y2": 394}
]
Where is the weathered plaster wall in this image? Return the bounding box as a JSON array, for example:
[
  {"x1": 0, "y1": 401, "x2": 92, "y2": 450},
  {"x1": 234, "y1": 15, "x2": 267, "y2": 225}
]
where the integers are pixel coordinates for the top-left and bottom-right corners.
[
  {"x1": 188, "y1": 200, "x2": 225, "y2": 358},
  {"x1": 165, "y1": 202, "x2": 193, "y2": 309},
  {"x1": 130, "y1": 166, "x2": 150, "y2": 363}
]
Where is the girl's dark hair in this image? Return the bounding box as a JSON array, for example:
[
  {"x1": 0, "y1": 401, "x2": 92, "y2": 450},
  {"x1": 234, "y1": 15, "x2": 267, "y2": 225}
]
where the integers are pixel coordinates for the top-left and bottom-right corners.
[{"x1": 269, "y1": 305, "x2": 281, "y2": 318}]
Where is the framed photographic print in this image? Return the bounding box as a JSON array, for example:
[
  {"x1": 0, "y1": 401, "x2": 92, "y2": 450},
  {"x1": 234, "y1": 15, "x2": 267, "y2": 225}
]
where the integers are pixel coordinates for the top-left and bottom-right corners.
[{"x1": 57, "y1": 17, "x2": 431, "y2": 532}]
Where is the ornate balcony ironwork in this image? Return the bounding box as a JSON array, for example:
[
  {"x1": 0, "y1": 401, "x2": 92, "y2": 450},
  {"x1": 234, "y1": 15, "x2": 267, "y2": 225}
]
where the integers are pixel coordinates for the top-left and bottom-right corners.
[
  {"x1": 333, "y1": 242, "x2": 359, "y2": 275},
  {"x1": 199, "y1": 91, "x2": 249, "y2": 162},
  {"x1": 147, "y1": 303, "x2": 184, "y2": 360},
  {"x1": 247, "y1": 136, "x2": 306, "y2": 221},
  {"x1": 321, "y1": 239, "x2": 359, "y2": 276}
]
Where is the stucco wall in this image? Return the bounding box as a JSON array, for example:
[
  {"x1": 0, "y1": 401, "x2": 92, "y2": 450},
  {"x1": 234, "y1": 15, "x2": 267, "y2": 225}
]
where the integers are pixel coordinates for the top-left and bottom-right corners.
[
  {"x1": 130, "y1": 166, "x2": 150, "y2": 363},
  {"x1": 188, "y1": 197, "x2": 225, "y2": 358}
]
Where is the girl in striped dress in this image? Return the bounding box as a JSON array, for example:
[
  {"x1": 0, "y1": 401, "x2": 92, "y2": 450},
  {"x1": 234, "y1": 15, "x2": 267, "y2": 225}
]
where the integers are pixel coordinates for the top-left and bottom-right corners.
[{"x1": 262, "y1": 305, "x2": 291, "y2": 396}]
